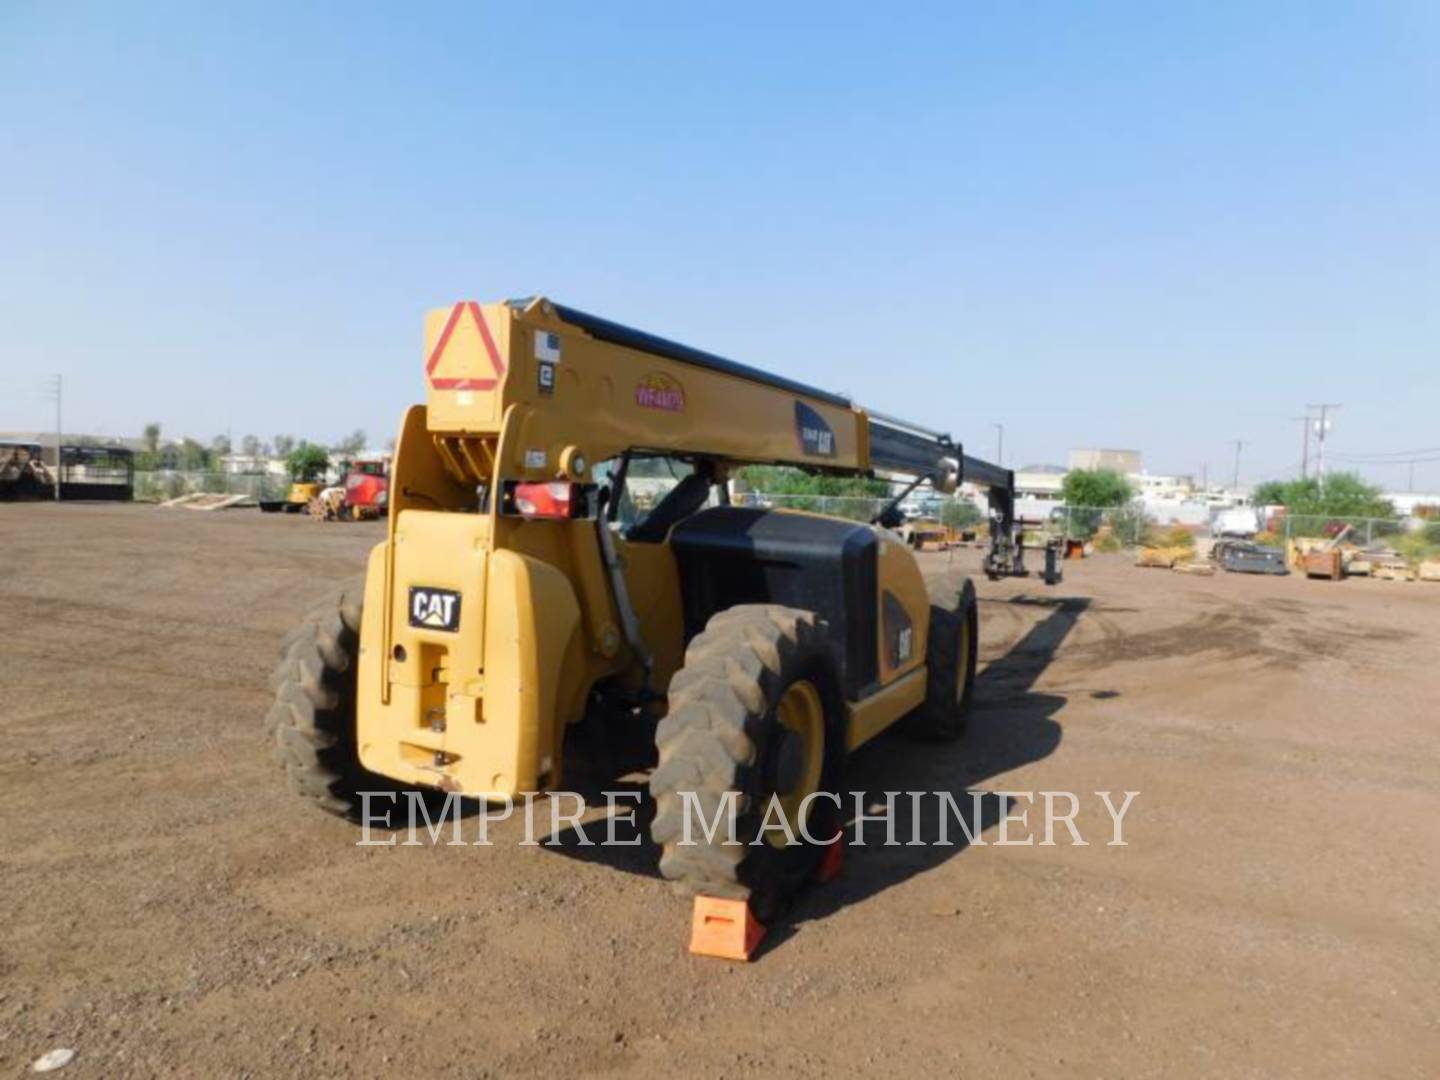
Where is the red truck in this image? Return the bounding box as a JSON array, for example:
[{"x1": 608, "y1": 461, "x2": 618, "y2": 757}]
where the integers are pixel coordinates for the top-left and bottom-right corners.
[{"x1": 341, "y1": 457, "x2": 389, "y2": 519}]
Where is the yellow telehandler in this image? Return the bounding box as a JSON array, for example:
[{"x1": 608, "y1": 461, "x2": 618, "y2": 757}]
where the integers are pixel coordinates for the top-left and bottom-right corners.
[{"x1": 267, "y1": 297, "x2": 1053, "y2": 924}]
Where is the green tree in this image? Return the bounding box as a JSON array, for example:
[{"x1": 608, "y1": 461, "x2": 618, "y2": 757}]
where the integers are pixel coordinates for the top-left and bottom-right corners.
[
  {"x1": 178, "y1": 438, "x2": 210, "y2": 471},
  {"x1": 939, "y1": 500, "x2": 983, "y2": 528},
  {"x1": 286, "y1": 442, "x2": 330, "y2": 481},
  {"x1": 1061, "y1": 468, "x2": 1133, "y2": 508},
  {"x1": 273, "y1": 434, "x2": 296, "y2": 457},
  {"x1": 334, "y1": 429, "x2": 367, "y2": 455},
  {"x1": 1251, "y1": 479, "x2": 1294, "y2": 506},
  {"x1": 133, "y1": 422, "x2": 165, "y2": 471},
  {"x1": 1060, "y1": 468, "x2": 1135, "y2": 540},
  {"x1": 1250, "y1": 472, "x2": 1393, "y2": 519},
  {"x1": 1290, "y1": 472, "x2": 1394, "y2": 519},
  {"x1": 736, "y1": 465, "x2": 889, "y2": 499}
]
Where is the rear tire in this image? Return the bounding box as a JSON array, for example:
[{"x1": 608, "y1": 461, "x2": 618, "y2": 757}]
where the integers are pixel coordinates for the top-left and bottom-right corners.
[
  {"x1": 649, "y1": 605, "x2": 844, "y2": 923},
  {"x1": 265, "y1": 579, "x2": 389, "y2": 817},
  {"x1": 902, "y1": 577, "x2": 978, "y2": 740}
]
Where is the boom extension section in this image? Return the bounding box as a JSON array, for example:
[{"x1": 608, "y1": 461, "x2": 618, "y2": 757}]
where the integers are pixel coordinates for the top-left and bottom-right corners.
[{"x1": 533, "y1": 300, "x2": 1048, "y2": 581}]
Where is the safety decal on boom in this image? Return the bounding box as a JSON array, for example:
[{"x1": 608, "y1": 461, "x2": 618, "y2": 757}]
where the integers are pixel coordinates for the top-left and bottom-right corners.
[
  {"x1": 635, "y1": 372, "x2": 686, "y2": 412},
  {"x1": 535, "y1": 330, "x2": 560, "y2": 395},
  {"x1": 534, "y1": 330, "x2": 561, "y2": 362},
  {"x1": 426, "y1": 301, "x2": 507, "y2": 391},
  {"x1": 795, "y1": 401, "x2": 836, "y2": 457}
]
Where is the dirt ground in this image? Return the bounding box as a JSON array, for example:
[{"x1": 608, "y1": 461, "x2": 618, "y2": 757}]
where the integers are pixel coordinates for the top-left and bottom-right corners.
[{"x1": 2, "y1": 504, "x2": 1437, "y2": 1078}]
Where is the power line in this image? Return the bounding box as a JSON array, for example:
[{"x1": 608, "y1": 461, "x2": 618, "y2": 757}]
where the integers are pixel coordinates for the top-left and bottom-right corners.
[
  {"x1": 1328, "y1": 446, "x2": 1440, "y2": 461},
  {"x1": 1331, "y1": 452, "x2": 1440, "y2": 464},
  {"x1": 1326, "y1": 453, "x2": 1440, "y2": 492}
]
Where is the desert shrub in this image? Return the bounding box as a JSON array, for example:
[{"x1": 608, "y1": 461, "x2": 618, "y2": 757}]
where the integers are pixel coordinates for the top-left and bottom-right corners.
[
  {"x1": 1093, "y1": 530, "x2": 1124, "y2": 554},
  {"x1": 1104, "y1": 503, "x2": 1154, "y2": 547},
  {"x1": 1393, "y1": 533, "x2": 1440, "y2": 568},
  {"x1": 1159, "y1": 524, "x2": 1196, "y2": 548}
]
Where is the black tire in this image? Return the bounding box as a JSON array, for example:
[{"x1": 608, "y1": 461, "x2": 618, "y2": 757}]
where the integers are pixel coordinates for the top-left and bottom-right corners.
[
  {"x1": 901, "y1": 577, "x2": 978, "y2": 740},
  {"x1": 649, "y1": 605, "x2": 844, "y2": 923},
  {"x1": 265, "y1": 579, "x2": 388, "y2": 817}
]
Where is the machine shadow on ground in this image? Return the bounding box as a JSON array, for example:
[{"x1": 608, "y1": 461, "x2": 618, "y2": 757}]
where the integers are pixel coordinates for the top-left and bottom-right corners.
[{"x1": 543, "y1": 595, "x2": 1093, "y2": 950}]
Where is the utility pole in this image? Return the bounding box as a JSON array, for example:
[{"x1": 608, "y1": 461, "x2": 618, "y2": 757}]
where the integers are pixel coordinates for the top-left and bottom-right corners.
[
  {"x1": 1200, "y1": 463, "x2": 1208, "y2": 493},
  {"x1": 54, "y1": 374, "x2": 62, "y2": 502},
  {"x1": 993, "y1": 423, "x2": 1004, "y2": 466},
  {"x1": 1306, "y1": 403, "x2": 1340, "y2": 484},
  {"x1": 1231, "y1": 440, "x2": 1245, "y2": 491},
  {"x1": 1291, "y1": 415, "x2": 1312, "y2": 479},
  {"x1": 1409, "y1": 459, "x2": 1416, "y2": 492}
]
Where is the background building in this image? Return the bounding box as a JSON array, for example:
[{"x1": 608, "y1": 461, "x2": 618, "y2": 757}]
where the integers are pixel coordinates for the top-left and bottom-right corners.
[{"x1": 1068, "y1": 448, "x2": 1142, "y2": 473}]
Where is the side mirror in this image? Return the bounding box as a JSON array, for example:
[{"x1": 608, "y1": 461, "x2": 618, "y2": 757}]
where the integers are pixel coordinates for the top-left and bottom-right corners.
[{"x1": 933, "y1": 457, "x2": 960, "y2": 494}]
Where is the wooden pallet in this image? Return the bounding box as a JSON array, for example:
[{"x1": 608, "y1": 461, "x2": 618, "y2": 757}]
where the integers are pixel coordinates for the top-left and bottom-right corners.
[{"x1": 1373, "y1": 563, "x2": 1416, "y2": 582}]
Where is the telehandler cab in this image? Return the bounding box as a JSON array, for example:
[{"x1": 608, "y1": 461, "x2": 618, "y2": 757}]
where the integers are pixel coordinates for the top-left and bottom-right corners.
[{"x1": 267, "y1": 296, "x2": 1051, "y2": 922}]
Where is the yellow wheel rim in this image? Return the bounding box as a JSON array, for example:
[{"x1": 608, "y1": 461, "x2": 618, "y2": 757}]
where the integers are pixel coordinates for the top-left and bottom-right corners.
[{"x1": 766, "y1": 679, "x2": 825, "y2": 848}]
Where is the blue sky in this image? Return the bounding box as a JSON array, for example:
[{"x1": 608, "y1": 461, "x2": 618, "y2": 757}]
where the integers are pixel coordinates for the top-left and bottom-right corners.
[{"x1": 2, "y1": 1, "x2": 1437, "y2": 489}]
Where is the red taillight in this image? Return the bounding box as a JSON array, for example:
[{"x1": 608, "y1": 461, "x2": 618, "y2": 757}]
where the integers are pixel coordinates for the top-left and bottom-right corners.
[{"x1": 511, "y1": 481, "x2": 576, "y2": 519}]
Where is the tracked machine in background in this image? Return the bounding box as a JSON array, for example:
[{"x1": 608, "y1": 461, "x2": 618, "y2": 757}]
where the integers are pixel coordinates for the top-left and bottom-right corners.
[
  {"x1": 267, "y1": 296, "x2": 1054, "y2": 940},
  {"x1": 260, "y1": 468, "x2": 326, "y2": 514}
]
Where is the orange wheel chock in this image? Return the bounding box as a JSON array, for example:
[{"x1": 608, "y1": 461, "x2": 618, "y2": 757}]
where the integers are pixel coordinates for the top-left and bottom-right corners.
[
  {"x1": 689, "y1": 896, "x2": 765, "y2": 961},
  {"x1": 814, "y1": 829, "x2": 845, "y2": 884}
]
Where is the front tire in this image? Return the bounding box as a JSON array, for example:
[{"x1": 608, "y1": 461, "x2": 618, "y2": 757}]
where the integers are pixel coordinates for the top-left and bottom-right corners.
[
  {"x1": 649, "y1": 605, "x2": 844, "y2": 922},
  {"x1": 265, "y1": 580, "x2": 388, "y2": 817},
  {"x1": 902, "y1": 577, "x2": 978, "y2": 740}
]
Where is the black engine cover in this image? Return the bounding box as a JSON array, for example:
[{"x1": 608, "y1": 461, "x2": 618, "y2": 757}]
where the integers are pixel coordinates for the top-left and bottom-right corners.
[{"x1": 668, "y1": 507, "x2": 879, "y2": 699}]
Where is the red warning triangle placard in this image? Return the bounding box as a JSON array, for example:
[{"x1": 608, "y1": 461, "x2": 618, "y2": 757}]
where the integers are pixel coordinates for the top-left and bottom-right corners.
[{"x1": 426, "y1": 301, "x2": 507, "y2": 390}]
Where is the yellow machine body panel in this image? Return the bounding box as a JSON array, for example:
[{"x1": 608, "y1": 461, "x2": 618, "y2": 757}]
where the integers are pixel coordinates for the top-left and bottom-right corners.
[
  {"x1": 875, "y1": 531, "x2": 931, "y2": 685},
  {"x1": 357, "y1": 514, "x2": 589, "y2": 797},
  {"x1": 287, "y1": 481, "x2": 321, "y2": 505}
]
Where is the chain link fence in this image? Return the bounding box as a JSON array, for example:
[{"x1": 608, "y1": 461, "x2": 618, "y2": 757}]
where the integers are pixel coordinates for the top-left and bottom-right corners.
[
  {"x1": 741, "y1": 492, "x2": 887, "y2": 522},
  {"x1": 1050, "y1": 503, "x2": 1425, "y2": 555},
  {"x1": 133, "y1": 471, "x2": 292, "y2": 503},
  {"x1": 1049, "y1": 503, "x2": 1155, "y2": 546},
  {"x1": 742, "y1": 491, "x2": 988, "y2": 528},
  {"x1": 1276, "y1": 514, "x2": 1409, "y2": 545}
]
